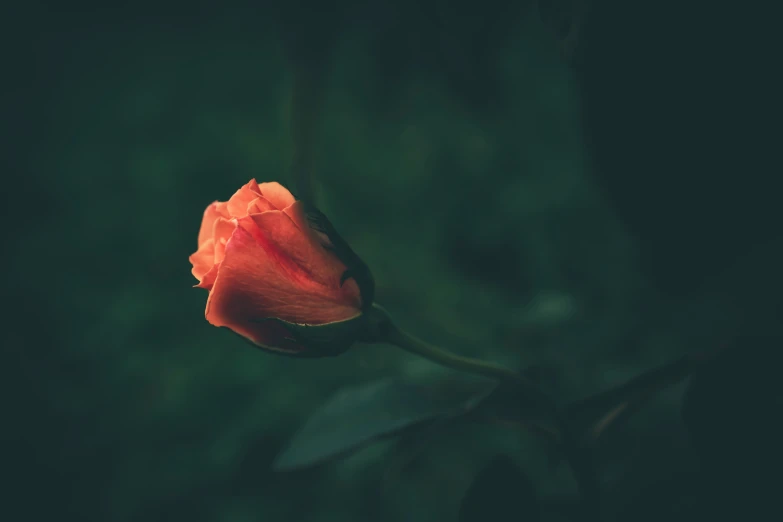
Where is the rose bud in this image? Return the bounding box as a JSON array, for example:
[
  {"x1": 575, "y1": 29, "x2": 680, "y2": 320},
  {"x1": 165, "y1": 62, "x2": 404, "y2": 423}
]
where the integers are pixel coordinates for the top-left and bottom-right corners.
[{"x1": 189, "y1": 180, "x2": 377, "y2": 356}]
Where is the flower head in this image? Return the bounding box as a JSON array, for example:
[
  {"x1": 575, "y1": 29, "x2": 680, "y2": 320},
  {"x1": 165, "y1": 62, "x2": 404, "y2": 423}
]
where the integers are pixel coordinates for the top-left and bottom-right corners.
[{"x1": 190, "y1": 180, "x2": 372, "y2": 355}]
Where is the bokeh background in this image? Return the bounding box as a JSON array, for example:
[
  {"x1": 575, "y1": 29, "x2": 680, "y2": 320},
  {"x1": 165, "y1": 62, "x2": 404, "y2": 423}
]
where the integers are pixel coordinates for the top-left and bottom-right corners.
[{"x1": 4, "y1": 1, "x2": 782, "y2": 521}]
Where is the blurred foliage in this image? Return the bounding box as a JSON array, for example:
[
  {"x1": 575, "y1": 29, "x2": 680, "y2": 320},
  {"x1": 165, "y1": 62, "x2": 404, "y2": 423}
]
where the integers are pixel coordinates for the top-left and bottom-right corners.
[
  {"x1": 3, "y1": 1, "x2": 782, "y2": 522},
  {"x1": 273, "y1": 372, "x2": 495, "y2": 471},
  {"x1": 459, "y1": 455, "x2": 540, "y2": 522}
]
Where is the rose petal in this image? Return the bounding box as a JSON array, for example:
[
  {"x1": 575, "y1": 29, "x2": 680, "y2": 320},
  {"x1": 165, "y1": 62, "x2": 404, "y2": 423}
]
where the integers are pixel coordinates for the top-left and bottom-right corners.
[
  {"x1": 205, "y1": 225, "x2": 362, "y2": 345},
  {"x1": 197, "y1": 202, "x2": 228, "y2": 246},
  {"x1": 247, "y1": 196, "x2": 277, "y2": 215},
  {"x1": 227, "y1": 180, "x2": 263, "y2": 218},
  {"x1": 189, "y1": 238, "x2": 216, "y2": 282},
  {"x1": 258, "y1": 182, "x2": 296, "y2": 210},
  {"x1": 211, "y1": 217, "x2": 236, "y2": 265},
  {"x1": 243, "y1": 208, "x2": 361, "y2": 305},
  {"x1": 196, "y1": 264, "x2": 220, "y2": 290},
  {"x1": 282, "y1": 200, "x2": 310, "y2": 231}
]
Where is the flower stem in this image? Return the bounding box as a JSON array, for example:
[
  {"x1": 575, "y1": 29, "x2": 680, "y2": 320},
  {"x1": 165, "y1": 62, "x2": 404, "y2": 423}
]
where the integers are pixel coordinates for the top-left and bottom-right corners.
[{"x1": 386, "y1": 326, "x2": 530, "y2": 386}]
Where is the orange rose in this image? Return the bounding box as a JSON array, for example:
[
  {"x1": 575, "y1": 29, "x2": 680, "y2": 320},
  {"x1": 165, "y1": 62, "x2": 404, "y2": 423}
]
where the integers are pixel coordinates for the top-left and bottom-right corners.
[{"x1": 189, "y1": 180, "x2": 374, "y2": 356}]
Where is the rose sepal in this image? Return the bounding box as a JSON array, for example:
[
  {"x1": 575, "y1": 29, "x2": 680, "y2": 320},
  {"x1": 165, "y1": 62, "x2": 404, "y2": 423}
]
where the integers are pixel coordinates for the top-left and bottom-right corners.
[{"x1": 246, "y1": 314, "x2": 370, "y2": 357}]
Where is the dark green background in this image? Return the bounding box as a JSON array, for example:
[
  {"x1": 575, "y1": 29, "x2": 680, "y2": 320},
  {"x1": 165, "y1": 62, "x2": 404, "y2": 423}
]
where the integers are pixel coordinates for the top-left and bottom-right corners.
[{"x1": 4, "y1": 1, "x2": 782, "y2": 521}]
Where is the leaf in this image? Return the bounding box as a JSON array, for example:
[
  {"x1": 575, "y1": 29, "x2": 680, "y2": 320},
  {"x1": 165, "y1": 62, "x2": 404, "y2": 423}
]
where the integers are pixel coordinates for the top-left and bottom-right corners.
[
  {"x1": 473, "y1": 376, "x2": 601, "y2": 519},
  {"x1": 476, "y1": 354, "x2": 711, "y2": 473},
  {"x1": 470, "y1": 364, "x2": 577, "y2": 444},
  {"x1": 459, "y1": 455, "x2": 540, "y2": 522},
  {"x1": 380, "y1": 414, "x2": 467, "y2": 494},
  {"x1": 273, "y1": 373, "x2": 497, "y2": 471},
  {"x1": 478, "y1": 381, "x2": 563, "y2": 442},
  {"x1": 567, "y1": 353, "x2": 709, "y2": 444}
]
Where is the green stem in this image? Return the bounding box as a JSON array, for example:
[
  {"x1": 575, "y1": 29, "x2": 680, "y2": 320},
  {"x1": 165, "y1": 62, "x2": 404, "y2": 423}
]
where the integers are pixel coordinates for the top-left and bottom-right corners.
[{"x1": 386, "y1": 326, "x2": 530, "y2": 386}]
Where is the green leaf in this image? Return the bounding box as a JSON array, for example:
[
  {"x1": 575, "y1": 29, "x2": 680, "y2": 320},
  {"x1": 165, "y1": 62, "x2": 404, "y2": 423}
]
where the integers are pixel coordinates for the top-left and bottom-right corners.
[
  {"x1": 567, "y1": 353, "x2": 708, "y2": 444},
  {"x1": 472, "y1": 374, "x2": 564, "y2": 443},
  {"x1": 482, "y1": 355, "x2": 708, "y2": 445},
  {"x1": 459, "y1": 455, "x2": 540, "y2": 522},
  {"x1": 475, "y1": 354, "x2": 710, "y2": 475},
  {"x1": 273, "y1": 372, "x2": 497, "y2": 471}
]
